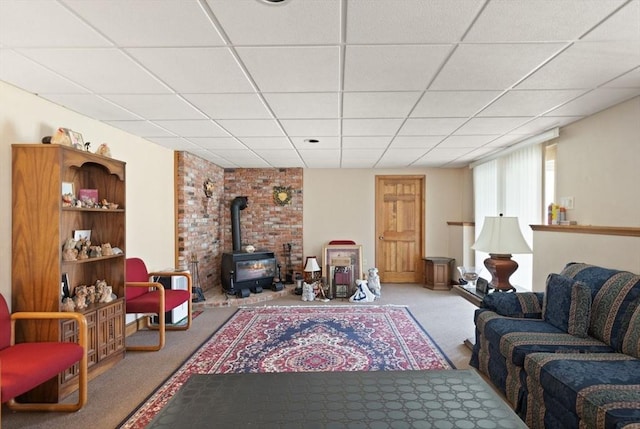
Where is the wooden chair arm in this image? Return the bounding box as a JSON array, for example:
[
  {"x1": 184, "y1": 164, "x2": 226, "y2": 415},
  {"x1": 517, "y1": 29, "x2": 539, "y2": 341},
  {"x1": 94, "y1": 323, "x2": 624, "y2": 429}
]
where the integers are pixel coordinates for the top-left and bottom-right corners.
[
  {"x1": 10, "y1": 311, "x2": 88, "y2": 351},
  {"x1": 126, "y1": 281, "x2": 165, "y2": 290}
]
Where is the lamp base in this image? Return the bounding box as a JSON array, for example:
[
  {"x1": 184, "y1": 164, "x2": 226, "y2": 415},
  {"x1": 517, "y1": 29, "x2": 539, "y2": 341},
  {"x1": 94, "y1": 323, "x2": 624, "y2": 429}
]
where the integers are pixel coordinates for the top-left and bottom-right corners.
[{"x1": 483, "y1": 254, "x2": 518, "y2": 292}]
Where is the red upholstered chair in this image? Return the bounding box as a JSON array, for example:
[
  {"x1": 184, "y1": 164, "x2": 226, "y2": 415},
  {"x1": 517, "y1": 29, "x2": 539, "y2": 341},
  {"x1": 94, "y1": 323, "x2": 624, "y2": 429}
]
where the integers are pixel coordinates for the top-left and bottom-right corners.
[
  {"x1": 0, "y1": 294, "x2": 88, "y2": 417},
  {"x1": 125, "y1": 257, "x2": 192, "y2": 351}
]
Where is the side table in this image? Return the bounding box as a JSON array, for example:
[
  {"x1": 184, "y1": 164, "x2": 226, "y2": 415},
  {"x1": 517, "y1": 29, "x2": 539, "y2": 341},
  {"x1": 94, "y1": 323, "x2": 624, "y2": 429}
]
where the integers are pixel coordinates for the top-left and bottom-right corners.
[{"x1": 423, "y1": 257, "x2": 455, "y2": 290}]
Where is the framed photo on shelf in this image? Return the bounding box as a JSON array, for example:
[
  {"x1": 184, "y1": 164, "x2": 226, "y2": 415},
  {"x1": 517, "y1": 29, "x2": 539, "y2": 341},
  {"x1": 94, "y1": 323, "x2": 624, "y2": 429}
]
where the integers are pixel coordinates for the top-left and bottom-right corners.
[
  {"x1": 67, "y1": 129, "x2": 84, "y2": 149},
  {"x1": 322, "y1": 244, "x2": 363, "y2": 298},
  {"x1": 61, "y1": 182, "x2": 75, "y2": 207},
  {"x1": 73, "y1": 229, "x2": 92, "y2": 241}
]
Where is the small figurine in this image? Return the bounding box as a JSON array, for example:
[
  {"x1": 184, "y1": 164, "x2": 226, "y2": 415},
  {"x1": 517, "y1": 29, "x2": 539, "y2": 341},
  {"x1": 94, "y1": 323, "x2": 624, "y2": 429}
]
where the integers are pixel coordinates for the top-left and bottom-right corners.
[
  {"x1": 61, "y1": 297, "x2": 76, "y2": 312},
  {"x1": 101, "y1": 243, "x2": 114, "y2": 256},
  {"x1": 95, "y1": 143, "x2": 111, "y2": 157},
  {"x1": 50, "y1": 128, "x2": 71, "y2": 146},
  {"x1": 349, "y1": 279, "x2": 376, "y2": 303},
  {"x1": 73, "y1": 285, "x2": 89, "y2": 310},
  {"x1": 367, "y1": 268, "x2": 381, "y2": 298},
  {"x1": 86, "y1": 285, "x2": 96, "y2": 304}
]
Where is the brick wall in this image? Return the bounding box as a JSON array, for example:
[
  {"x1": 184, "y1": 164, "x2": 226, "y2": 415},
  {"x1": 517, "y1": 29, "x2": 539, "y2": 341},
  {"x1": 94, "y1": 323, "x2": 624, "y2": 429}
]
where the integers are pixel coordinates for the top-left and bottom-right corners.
[
  {"x1": 224, "y1": 168, "x2": 304, "y2": 282},
  {"x1": 175, "y1": 152, "x2": 303, "y2": 291},
  {"x1": 175, "y1": 152, "x2": 225, "y2": 291}
]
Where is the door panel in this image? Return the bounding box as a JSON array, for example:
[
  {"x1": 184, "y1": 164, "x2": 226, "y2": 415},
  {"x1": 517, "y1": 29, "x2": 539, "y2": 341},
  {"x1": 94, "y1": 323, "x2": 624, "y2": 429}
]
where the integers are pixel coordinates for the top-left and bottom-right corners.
[{"x1": 375, "y1": 176, "x2": 424, "y2": 283}]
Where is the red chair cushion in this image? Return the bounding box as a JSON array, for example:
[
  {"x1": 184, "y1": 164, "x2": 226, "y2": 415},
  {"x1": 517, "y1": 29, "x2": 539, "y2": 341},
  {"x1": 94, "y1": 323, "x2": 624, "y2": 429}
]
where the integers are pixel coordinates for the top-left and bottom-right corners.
[
  {"x1": 0, "y1": 295, "x2": 11, "y2": 350},
  {"x1": 125, "y1": 289, "x2": 191, "y2": 314},
  {"x1": 0, "y1": 342, "x2": 84, "y2": 402},
  {"x1": 126, "y1": 258, "x2": 152, "y2": 300}
]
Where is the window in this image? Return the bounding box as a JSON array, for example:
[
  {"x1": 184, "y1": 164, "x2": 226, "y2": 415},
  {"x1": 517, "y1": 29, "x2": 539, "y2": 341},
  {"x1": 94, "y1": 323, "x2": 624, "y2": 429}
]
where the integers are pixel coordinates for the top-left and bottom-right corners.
[{"x1": 472, "y1": 144, "x2": 543, "y2": 289}]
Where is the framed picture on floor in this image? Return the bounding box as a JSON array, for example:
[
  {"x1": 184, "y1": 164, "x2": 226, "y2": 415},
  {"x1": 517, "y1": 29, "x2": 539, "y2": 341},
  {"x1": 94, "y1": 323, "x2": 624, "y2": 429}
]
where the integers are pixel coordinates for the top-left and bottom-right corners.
[{"x1": 322, "y1": 244, "x2": 363, "y2": 298}]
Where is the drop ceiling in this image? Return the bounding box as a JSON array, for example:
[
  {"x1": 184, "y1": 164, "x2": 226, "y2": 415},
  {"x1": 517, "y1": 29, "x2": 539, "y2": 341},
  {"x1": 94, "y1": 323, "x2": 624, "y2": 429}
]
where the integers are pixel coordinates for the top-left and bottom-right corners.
[{"x1": 1, "y1": 0, "x2": 639, "y2": 168}]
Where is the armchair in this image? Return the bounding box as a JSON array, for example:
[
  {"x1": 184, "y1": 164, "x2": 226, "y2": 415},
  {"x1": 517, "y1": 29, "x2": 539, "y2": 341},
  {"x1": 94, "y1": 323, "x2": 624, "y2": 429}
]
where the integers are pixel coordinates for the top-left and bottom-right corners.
[
  {"x1": 0, "y1": 294, "x2": 88, "y2": 416},
  {"x1": 125, "y1": 258, "x2": 192, "y2": 351}
]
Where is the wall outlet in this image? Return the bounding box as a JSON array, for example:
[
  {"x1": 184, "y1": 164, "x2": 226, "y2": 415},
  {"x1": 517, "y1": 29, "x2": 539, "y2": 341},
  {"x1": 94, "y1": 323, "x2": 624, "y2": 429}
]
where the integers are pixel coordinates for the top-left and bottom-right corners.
[{"x1": 560, "y1": 196, "x2": 574, "y2": 209}]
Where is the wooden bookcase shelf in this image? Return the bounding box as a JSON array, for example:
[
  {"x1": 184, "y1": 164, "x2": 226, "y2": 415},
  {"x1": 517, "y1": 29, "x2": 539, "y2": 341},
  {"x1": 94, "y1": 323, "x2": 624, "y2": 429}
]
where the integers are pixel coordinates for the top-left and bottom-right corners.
[{"x1": 11, "y1": 144, "x2": 126, "y2": 403}]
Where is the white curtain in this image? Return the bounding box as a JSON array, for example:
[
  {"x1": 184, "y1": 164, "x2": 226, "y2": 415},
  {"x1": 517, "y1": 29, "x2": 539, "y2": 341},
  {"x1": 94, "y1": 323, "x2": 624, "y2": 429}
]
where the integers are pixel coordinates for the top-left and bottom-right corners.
[{"x1": 473, "y1": 145, "x2": 543, "y2": 290}]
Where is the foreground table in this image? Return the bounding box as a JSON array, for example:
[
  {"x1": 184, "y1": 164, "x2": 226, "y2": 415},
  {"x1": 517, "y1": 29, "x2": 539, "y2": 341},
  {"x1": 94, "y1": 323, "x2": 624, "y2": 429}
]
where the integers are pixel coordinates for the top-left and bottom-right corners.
[{"x1": 147, "y1": 369, "x2": 526, "y2": 429}]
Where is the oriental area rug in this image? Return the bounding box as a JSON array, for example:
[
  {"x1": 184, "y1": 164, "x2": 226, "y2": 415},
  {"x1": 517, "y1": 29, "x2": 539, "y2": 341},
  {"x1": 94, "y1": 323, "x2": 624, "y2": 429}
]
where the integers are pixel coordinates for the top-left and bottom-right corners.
[{"x1": 120, "y1": 305, "x2": 453, "y2": 429}]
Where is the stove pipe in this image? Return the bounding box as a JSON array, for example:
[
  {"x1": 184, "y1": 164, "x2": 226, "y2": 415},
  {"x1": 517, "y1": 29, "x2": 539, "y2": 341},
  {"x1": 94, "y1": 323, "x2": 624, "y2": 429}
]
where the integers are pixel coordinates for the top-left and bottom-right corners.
[{"x1": 231, "y1": 196, "x2": 248, "y2": 252}]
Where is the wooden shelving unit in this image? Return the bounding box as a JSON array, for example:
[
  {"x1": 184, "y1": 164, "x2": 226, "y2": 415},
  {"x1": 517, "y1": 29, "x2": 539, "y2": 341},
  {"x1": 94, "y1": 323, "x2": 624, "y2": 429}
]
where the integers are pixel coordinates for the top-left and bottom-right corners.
[{"x1": 11, "y1": 144, "x2": 126, "y2": 403}]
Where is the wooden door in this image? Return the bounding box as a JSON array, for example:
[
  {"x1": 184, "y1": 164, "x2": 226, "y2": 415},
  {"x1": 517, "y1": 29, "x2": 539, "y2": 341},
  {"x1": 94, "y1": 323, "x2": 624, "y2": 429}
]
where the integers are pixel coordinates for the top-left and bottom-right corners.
[{"x1": 375, "y1": 176, "x2": 424, "y2": 283}]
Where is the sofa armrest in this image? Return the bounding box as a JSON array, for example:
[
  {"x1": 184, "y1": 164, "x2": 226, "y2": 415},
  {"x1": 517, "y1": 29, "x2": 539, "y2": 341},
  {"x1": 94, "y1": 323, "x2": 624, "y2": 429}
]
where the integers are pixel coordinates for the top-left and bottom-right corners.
[{"x1": 481, "y1": 292, "x2": 544, "y2": 318}]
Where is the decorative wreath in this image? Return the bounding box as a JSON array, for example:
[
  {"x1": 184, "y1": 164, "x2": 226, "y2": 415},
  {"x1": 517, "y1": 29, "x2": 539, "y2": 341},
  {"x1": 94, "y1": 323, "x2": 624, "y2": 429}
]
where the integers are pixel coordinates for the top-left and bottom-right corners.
[
  {"x1": 203, "y1": 178, "x2": 215, "y2": 198},
  {"x1": 273, "y1": 186, "x2": 293, "y2": 206}
]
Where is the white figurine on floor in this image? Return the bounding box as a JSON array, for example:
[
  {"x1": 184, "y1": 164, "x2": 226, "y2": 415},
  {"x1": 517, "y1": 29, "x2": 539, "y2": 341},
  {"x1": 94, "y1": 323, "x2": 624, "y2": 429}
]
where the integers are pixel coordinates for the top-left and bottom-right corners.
[
  {"x1": 349, "y1": 279, "x2": 376, "y2": 303},
  {"x1": 367, "y1": 268, "x2": 381, "y2": 298},
  {"x1": 302, "y1": 282, "x2": 315, "y2": 302}
]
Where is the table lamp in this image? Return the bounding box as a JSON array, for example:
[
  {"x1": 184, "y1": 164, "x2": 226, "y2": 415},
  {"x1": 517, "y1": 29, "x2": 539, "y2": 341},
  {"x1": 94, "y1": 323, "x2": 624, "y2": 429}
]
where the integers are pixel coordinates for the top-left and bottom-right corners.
[
  {"x1": 471, "y1": 214, "x2": 532, "y2": 291},
  {"x1": 303, "y1": 256, "x2": 321, "y2": 283}
]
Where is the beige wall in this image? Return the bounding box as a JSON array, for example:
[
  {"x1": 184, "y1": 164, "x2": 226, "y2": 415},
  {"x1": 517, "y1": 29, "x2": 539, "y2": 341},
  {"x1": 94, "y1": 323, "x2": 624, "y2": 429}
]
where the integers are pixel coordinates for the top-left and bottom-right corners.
[
  {"x1": 531, "y1": 96, "x2": 640, "y2": 290},
  {"x1": 0, "y1": 82, "x2": 176, "y2": 304},
  {"x1": 303, "y1": 168, "x2": 474, "y2": 273}
]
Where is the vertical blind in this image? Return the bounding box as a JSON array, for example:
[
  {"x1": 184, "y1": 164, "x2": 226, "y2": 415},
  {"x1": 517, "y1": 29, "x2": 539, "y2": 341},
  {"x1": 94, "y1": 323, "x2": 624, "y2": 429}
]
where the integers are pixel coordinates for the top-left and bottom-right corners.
[{"x1": 473, "y1": 144, "x2": 542, "y2": 289}]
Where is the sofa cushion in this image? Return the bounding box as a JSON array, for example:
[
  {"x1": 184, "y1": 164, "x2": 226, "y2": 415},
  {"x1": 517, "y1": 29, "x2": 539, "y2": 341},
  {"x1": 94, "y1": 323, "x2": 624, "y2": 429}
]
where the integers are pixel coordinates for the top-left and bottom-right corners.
[
  {"x1": 482, "y1": 291, "x2": 543, "y2": 318},
  {"x1": 560, "y1": 263, "x2": 640, "y2": 350},
  {"x1": 619, "y1": 296, "x2": 640, "y2": 359},
  {"x1": 477, "y1": 311, "x2": 613, "y2": 367},
  {"x1": 543, "y1": 273, "x2": 592, "y2": 338},
  {"x1": 524, "y1": 352, "x2": 640, "y2": 429}
]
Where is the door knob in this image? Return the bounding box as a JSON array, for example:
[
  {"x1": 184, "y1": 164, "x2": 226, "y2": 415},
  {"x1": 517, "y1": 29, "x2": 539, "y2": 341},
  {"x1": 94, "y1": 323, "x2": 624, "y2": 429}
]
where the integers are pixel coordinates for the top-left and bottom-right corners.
[{"x1": 378, "y1": 236, "x2": 384, "y2": 240}]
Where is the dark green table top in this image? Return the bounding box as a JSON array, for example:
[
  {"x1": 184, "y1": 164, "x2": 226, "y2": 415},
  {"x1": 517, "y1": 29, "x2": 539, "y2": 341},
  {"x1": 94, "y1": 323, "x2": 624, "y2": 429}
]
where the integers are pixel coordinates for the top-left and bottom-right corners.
[{"x1": 147, "y1": 369, "x2": 527, "y2": 429}]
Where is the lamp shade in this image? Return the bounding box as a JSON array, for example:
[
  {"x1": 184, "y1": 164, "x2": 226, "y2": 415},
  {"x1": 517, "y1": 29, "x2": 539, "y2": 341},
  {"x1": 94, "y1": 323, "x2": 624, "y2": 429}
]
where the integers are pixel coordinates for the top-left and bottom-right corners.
[
  {"x1": 471, "y1": 215, "x2": 532, "y2": 255},
  {"x1": 304, "y1": 256, "x2": 321, "y2": 273}
]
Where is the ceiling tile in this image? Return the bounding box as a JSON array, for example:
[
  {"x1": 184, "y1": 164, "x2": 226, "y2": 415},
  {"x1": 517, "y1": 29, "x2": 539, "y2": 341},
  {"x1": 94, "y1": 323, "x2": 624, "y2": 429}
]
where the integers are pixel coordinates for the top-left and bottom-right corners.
[
  {"x1": 147, "y1": 137, "x2": 200, "y2": 151},
  {"x1": 398, "y1": 118, "x2": 468, "y2": 135},
  {"x1": 251, "y1": 150, "x2": 305, "y2": 168},
  {"x1": 582, "y1": 0, "x2": 640, "y2": 41},
  {"x1": 544, "y1": 88, "x2": 640, "y2": 116},
  {"x1": 238, "y1": 137, "x2": 293, "y2": 150},
  {"x1": 262, "y1": 92, "x2": 340, "y2": 119},
  {"x1": 183, "y1": 93, "x2": 272, "y2": 119},
  {"x1": 342, "y1": 119, "x2": 405, "y2": 136},
  {"x1": 237, "y1": 46, "x2": 340, "y2": 92},
  {"x1": 390, "y1": 136, "x2": 445, "y2": 148},
  {"x1": 42, "y1": 94, "x2": 141, "y2": 121},
  {"x1": 150, "y1": 120, "x2": 229, "y2": 138},
  {"x1": 279, "y1": 119, "x2": 340, "y2": 137},
  {"x1": 479, "y1": 89, "x2": 586, "y2": 116},
  {"x1": 215, "y1": 119, "x2": 284, "y2": 137},
  {"x1": 465, "y1": 0, "x2": 626, "y2": 42},
  {"x1": 604, "y1": 67, "x2": 640, "y2": 88},
  {"x1": 103, "y1": 94, "x2": 207, "y2": 120},
  {"x1": 346, "y1": 0, "x2": 484, "y2": 44},
  {"x1": 206, "y1": 0, "x2": 340, "y2": 45},
  {"x1": 344, "y1": 45, "x2": 453, "y2": 91},
  {"x1": 430, "y1": 43, "x2": 567, "y2": 90},
  {"x1": 292, "y1": 137, "x2": 340, "y2": 150},
  {"x1": 0, "y1": 50, "x2": 89, "y2": 94},
  {"x1": 298, "y1": 150, "x2": 341, "y2": 168},
  {"x1": 517, "y1": 41, "x2": 640, "y2": 89},
  {"x1": 0, "y1": 0, "x2": 111, "y2": 47},
  {"x1": 455, "y1": 117, "x2": 532, "y2": 135},
  {"x1": 510, "y1": 116, "x2": 583, "y2": 135},
  {"x1": 127, "y1": 47, "x2": 254, "y2": 93},
  {"x1": 342, "y1": 137, "x2": 393, "y2": 149},
  {"x1": 187, "y1": 137, "x2": 245, "y2": 150},
  {"x1": 62, "y1": 0, "x2": 225, "y2": 47},
  {"x1": 411, "y1": 91, "x2": 502, "y2": 117},
  {"x1": 18, "y1": 48, "x2": 170, "y2": 94},
  {"x1": 437, "y1": 135, "x2": 499, "y2": 148},
  {"x1": 343, "y1": 92, "x2": 422, "y2": 118},
  {"x1": 105, "y1": 120, "x2": 174, "y2": 137}
]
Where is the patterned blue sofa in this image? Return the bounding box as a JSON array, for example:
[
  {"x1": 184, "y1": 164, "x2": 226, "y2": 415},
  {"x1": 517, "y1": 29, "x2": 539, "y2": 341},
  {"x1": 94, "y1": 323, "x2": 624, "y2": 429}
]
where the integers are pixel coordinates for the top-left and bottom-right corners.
[{"x1": 470, "y1": 262, "x2": 640, "y2": 429}]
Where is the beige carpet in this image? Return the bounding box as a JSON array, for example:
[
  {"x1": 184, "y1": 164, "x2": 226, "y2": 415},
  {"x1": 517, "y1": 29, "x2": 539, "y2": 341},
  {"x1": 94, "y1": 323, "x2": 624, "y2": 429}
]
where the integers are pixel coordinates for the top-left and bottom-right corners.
[{"x1": 2, "y1": 284, "x2": 477, "y2": 429}]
